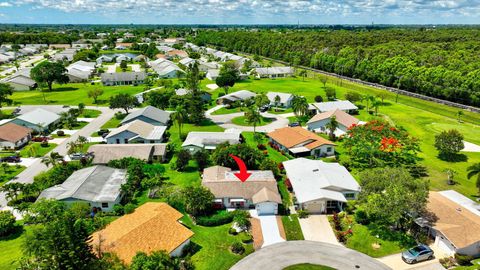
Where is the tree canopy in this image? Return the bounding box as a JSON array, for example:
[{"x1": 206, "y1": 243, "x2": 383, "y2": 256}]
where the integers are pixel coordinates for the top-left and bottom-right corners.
[{"x1": 30, "y1": 61, "x2": 69, "y2": 91}]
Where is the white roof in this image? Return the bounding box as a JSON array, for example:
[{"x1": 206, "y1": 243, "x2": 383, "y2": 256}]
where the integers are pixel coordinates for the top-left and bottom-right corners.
[
  {"x1": 267, "y1": 92, "x2": 293, "y2": 104},
  {"x1": 220, "y1": 90, "x2": 257, "y2": 102},
  {"x1": 439, "y1": 190, "x2": 480, "y2": 217},
  {"x1": 16, "y1": 108, "x2": 60, "y2": 126},
  {"x1": 182, "y1": 131, "x2": 241, "y2": 148},
  {"x1": 106, "y1": 120, "x2": 167, "y2": 141},
  {"x1": 179, "y1": 57, "x2": 195, "y2": 66},
  {"x1": 256, "y1": 67, "x2": 294, "y2": 75},
  {"x1": 283, "y1": 158, "x2": 360, "y2": 203},
  {"x1": 311, "y1": 100, "x2": 358, "y2": 112}
]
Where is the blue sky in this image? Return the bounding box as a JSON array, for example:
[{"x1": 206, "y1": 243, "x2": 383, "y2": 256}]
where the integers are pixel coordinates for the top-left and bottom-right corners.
[{"x1": 0, "y1": 0, "x2": 479, "y2": 25}]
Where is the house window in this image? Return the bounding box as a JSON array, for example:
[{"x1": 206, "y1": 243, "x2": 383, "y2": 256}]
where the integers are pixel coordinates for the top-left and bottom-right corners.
[
  {"x1": 150, "y1": 140, "x2": 155, "y2": 143},
  {"x1": 124, "y1": 138, "x2": 128, "y2": 144},
  {"x1": 344, "y1": 193, "x2": 356, "y2": 199},
  {"x1": 116, "y1": 139, "x2": 120, "y2": 144},
  {"x1": 327, "y1": 147, "x2": 332, "y2": 152},
  {"x1": 101, "y1": 202, "x2": 109, "y2": 208}
]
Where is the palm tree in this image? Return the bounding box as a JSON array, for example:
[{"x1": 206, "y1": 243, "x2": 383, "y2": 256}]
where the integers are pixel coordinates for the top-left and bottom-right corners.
[
  {"x1": 371, "y1": 98, "x2": 382, "y2": 116},
  {"x1": 172, "y1": 105, "x2": 188, "y2": 136},
  {"x1": 41, "y1": 152, "x2": 63, "y2": 167},
  {"x1": 298, "y1": 69, "x2": 307, "y2": 81},
  {"x1": 67, "y1": 140, "x2": 79, "y2": 155},
  {"x1": 457, "y1": 111, "x2": 464, "y2": 123},
  {"x1": 291, "y1": 95, "x2": 309, "y2": 118},
  {"x1": 274, "y1": 95, "x2": 281, "y2": 110},
  {"x1": 245, "y1": 107, "x2": 262, "y2": 134},
  {"x1": 325, "y1": 116, "x2": 339, "y2": 141},
  {"x1": 77, "y1": 136, "x2": 88, "y2": 153},
  {"x1": 444, "y1": 169, "x2": 456, "y2": 185},
  {"x1": 363, "y1": 95, "x2": 375, "y2": 112},
  {"x1": 467, "y1": 163, "x2": 480, "y2": 194}
]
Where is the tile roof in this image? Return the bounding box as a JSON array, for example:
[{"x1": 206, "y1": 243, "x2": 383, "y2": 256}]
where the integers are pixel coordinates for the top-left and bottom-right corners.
[
  {"x1": 426, "y1": 192, "x2": 480, "y2": 248},
  {"x1": 90, "y1": 202, "x2": 193, "y2": 264},
  {"x1": 307, "y1": 109, "x2": 360, "y2": 128},
  {"x1": 267, "y1": 127, "x2": 335, "y2": 150},
  {"x1": 121, "y1": 106, "x2": 171, "y2": 125},
  {"x1": 202, "y1": 166, "x2": 281, "y2": 203},
  {"x1": 0, "y1": 122, "x2": 31, "y2": 143}
]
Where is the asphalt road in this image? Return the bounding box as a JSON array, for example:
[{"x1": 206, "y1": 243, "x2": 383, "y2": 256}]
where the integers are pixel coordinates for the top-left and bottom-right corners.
[
  {"x1": 230, "y1": 241, "x2": 392, "y2": 270},
  {"x1": 0, "y1": 105, "x2": 116, "y2": 215}
]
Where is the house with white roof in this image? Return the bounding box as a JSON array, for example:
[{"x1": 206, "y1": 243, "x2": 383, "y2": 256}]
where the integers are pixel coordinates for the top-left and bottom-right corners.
[
  {"x1": 179, "y1": 57, "x2": 196, "y2": 66},
  {"x1": 53, "y1": 48, "x2": 78, "y2": 62},
  {"x1": 105, "y1": 120, "x2": 167, "y2": 144},
  {"x1": 216, "y1": 90, "x2": 257, "y2": 105},
  {"x1": 283, "y1": 158, "x2": 360, "y2": 214},
  {"x1": 206, "y1": 69, "x2": 220, "y2": 81},
  {"x1": 96, "y1": 55, "x2": 113, "y2": 65},
  {"x1": 38, "y1": 165, "x2": 127, "y2": 212},
  {"x1": 198, "y1": 61, "x2": 220, "y2": 72},
  {"x1": 255, "y1": 67, "x2": 294, "y2": 79},
  {"x1": 11, "y1": 108, "x2": 60, "y2": 133},
  {"x1": 310, "y1": 100, "x2": 358, "y2": 114},
  {"x1": 120, "y1": 106, "x2": 171, "y2": 126},
  {"x1": 267, "y1": 92, "x2": 294, "y2": 108},
  {"x1": 67, "y1": 61, "x2": 96, "y2": 82},
  {"x1": 149, "y1": 58, "x2": 184, "y2": 78},
  {"x1": 182, "y1": 129, "x2": 242, "y2": 153}
]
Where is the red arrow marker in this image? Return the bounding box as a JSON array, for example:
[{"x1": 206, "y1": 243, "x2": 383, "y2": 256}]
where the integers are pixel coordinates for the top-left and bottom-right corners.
[{"x1": 229, "y1": 154, "x2": 252, "y2": 182}]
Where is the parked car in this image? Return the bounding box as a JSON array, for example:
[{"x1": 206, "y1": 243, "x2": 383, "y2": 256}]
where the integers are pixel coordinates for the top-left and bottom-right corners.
[
  {"x1": 1, "y1": 156, "x2": 21, "y2": 163},
  {"x1": 259, "y1": 105, "x2": 269, "y2": 112},
  {"x1": 289, "y1": 122, "x2": 300, "y2": 127},
  {"x1": 97, "y1": 129, "x2": 110, "y2": 136},
  {"x1": 69, "y1": 153, "x2": 85, "y2": 160},
  {"x1": 401, "y1": 244, "x2": 434, "y2": 264}
]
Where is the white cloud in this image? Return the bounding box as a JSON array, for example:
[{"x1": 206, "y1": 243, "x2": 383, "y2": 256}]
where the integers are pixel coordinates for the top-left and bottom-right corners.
[{"x1": 0, "y1": 2, "x2": 12, "y2": 7}]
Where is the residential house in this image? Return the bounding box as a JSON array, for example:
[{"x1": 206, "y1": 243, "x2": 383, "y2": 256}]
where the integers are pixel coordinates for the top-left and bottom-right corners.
[
  {"x1": 182, "y1": 129, "x2": 242, "y2": 153},
  {"x1": 38, "y1": 165, "x2": 127, "y2": 212},
  {"x1": 255, "y1": 67, "x2": 294, "y2": 78},
  {"x1": 101, "y1": 72, "x2": 146, "y2": 86},
  {"x1": 416, "y1": 190, "x2": 480, "y2": 257},
  {"x1": 179, "y1": 57, "x2": 196, "y2": 66},
  {"x1": 90, "y1": 203, "x2": 194, "y2": 264},
  {"x1": 198, "y1": 61, "x2": 220, "y2": 72},
  {"x1": 49, "y1": 44, "x2": 71, "y2": 49},
  {"x1": 66, "y1": 60, "x2": 96, "y2": 82},
  {"x1": 4, "y1": 68, "x2": 36, "y2": 91},
  {"x1": 106, "y1": 120, "x2": 167, "y2": 144},
  {"x1": 216, "y1": 90, "x2": 257, "y2": 105},
  {"x1": 115, "y1": 42, "x2": 133, "y2": 49},
  {"x1": 166, "y1": 50, "x2": 188, "y2": 59},
  {"x1": 156, "y1": 45, "x2": 175, "y2": 53},
  {"x1": 206, "y1": 69, "x2": 220, "y2": 81},
  {"x1": 88, "y1": 144, "x2": 167, "y2": 164},
  {"x1": 120, "y1": 106, "x2": 171, "y2": 126},
  {"x1": 0, "y1": 123, "x2": 32, "y2": 150},
  {"x1": 267, "y1": 92, "x2": 294, "y2": 108},
  {"x1": 283, "y1": 158, "x2": 360, "y2": 213},
  {"x1": 11, "y1": 108, "x2": 60, "y2": 133},
  {"x1": 267, "y1": 127, "x2": 335, "y2": 157},
  {"x1": 175, "y1": 88, "x2": 211, "y2": 102},
  {"x1": 160, "y1": 38, "x2": 186, "y2": 45},
  {"x1": 53, "y1": 48, "x2": 77, "y2": 62},
  {"x1": 202, "y1": 166, "x2": 282, "y2": 215},
  {"x1": 149, "y1": 58, "x2": 184, "y2": 78},
  {"x1": 96, "y1": 55, "x2": 113, "y2": 65},
  {"x1": 307, "y1": 109, "x2": 360, "y2": 136},
  {"x1": 115, "y1": 54, "x2": 132, "y2": 63},
  {"x1": 310, "y1": 100, "x2": 358, "y2": 114}
]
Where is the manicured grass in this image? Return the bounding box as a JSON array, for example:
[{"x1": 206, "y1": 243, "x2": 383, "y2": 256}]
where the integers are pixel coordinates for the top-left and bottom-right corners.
[
  {"x1": 242, "y1": 132, "x2": 288, "y2": 163},
  {"x1": 100, "y1": 113, "x2": 126, "y2": 129},
  {"x1": 10, "y1": 83, "x2": 144, "y2": 106},
  {"x1": 345, "y1": 223, "x2": 416, "y2": 258},
  {"x1": 79, "y1": 109, "x2": 101, "y2": 118},
  {"x1": 269, "y1": 107, "x2": 293, "y2": 114},
  {"x1": 19, "y1": 142, "x2": 57, "y2": 158},
  {"x1": 169, "y1": 120, "x2": 224, "y2": 146},
  {"x1": 281, "y1": 214, "x2": 305, "y2": 241},
  {"x1": 0, "y1": 165, "x2": 26, "y2": 186},
  {"x1": 211, "y1": 107, "x2": 243, "y2": 115},
  {"x1": 0, "y1": 109, "x2": 13, "y2": 120},
  {"x1": 61, "y1": 121, "x2": 88, "y2": 130},
  {"x1": 283, "y1": 264, "x2": 336, "y2": 270},
  {"x1": 181, "y1": 215, "x2": 254, "y2": 270},
  {"x1": 231, "y1": 115, "x2": 274, "y2": 126},
  {"x1": 0, "y1": 227, "x2": 29, "y2": 269}
]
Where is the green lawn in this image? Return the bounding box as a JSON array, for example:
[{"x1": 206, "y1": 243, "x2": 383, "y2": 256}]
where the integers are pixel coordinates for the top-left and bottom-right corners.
[
  {"x1": 0, "y1": 165, "x2": 26, "y2": 186},
  {"x1": 281, "y1": 215, "x2": 304, "y2": 241},
  {"x1": 211, "y1": 107, "x2": 243, "y2": 115},
  {"x1": 181, "y1": 215, "x2": 254, "y2": 270},
  {"x1": 19, "y1": 142, "x2": 57, "y2": 158},
  {"x1": 10, "y1": 83, "x2": 144, "y2": 106},
  {"x1": 169, "y1": 120, "x2": 224, "y2": 146},
  {"x1": 283, "y1": 264, "x2": 336, "y2": 270},
  {"x1": 0, "y1": 227, "x2": 29, "y2": 269},
  {"x1": 242, "y1": 132, "x2": 288, "y2": 163},
  {"x1": 79, "y1": 109, "x2": 101, "y2": 118},
  {"x1": 115, "y1": 66, "x2": 132, "y2": 72},
  {"x1": 100, "y1": 113, "x2": 126, "y2": 129},
  {"x1": 231, "y1": 115, "x2": 274, "y2": 126},
  {"x1": 0, "y1": 109, "x2": 13, "y2": 120},
  {"x1": 454, "y1": 258, "x2": 480, "y2": 270},
  {"x1": 269, "y1": 107, "x2": 293, "y2": 114}
]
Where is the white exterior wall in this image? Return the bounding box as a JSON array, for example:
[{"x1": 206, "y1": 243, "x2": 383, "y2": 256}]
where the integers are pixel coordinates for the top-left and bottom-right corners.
[
  {"x1": 0, "y1": 135, "x2": 30, "y2": 149},
  {"x1": 106, "y1": 130, "x2": 136, "y2": 144},
  {"x1": 170, "y1": 239, "x2": 191, "y2": 257},
  {"x1": 0, "y1": 141, "x2": 16, "y2": 149},
  {"x1": 61, "y1": 196, "x2": 122, "y2": 212},
  {"x1": 307, "y1": 120, "x2": 348, "y2": 137},
  {"x1": 310, "y1": 145, "x2": 335, "y2": 157}
]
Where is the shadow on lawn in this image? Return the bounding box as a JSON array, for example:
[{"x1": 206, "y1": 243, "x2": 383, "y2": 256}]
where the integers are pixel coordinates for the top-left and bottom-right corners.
[
  {"x1": 437, "y1": 153, "x2": 468, "y2": 163},
  {"x1": 0, "y1": 226, "x2": 25, "y2": 242}
]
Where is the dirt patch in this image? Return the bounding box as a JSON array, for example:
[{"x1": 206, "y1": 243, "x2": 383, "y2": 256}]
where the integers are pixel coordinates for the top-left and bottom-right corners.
[
  {"x1": 250, "y1": 217, "x2": 263, "y2": 250},
  {"x1": 276, "y1": 216, "x2": 287, "y2": 240}
]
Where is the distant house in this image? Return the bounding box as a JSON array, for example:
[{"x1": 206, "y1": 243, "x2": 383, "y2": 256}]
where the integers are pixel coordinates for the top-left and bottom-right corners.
[
  {"x1": 267, "y1": 92, "x2": 294, "y2": 108},
  {"x1": 267, "y1": 127, "x2": 335, "y2": 157},
  {"x1": 53, "y1": 48, "x2": 77, "y2": 62},
  {"x1": 175, "y1": 88, "x2": 211, "y2": 102},
  {"x1": 0, "y1": 123, "x2": 32, "y2": 150},
  {"x1": 90, "y1": 203, "x2": 194, "y2": 264},
  {"x1": 106, "y1": 120, "x2": 167, "y2": 144},
  {"x1": 416, "y1": 190, "x2": 480, "y2": 257},
  {"x1": 202, "y1": 166, "x2": 282, "y2": 215},
  {"x1": 66, "y1": 61, "x2": 96, "y2": 82},
  {"x1": 4, "y1": 68, "x2": 37, "y2": 91},
  {"x1": 283, "y1": 158, "x2": 360, "y2": 214},
  {"x1": 49, "y1": 44, "x2": 71, "y2": 49},
  {"x1": 88, "y1": 144, "x2": 167, "y2": 164},
  {"x1": 120, "y1": 106, "x2": 171, "y2": 126},
  {"x1": 179, "y1": 57, "x2": 195, "y2": 66},
  {"x1": 38, "y1": 165, "x2": 127, "y2": 212},
  {"x1": 115, "y1": 54, "x2": 131, "y2": 63},
  {"x1": 149, "y1": 59, "x2": 184, "y2": 78},
  {"x1": 96, "y1": 55, "x2": 113, "y2": 65},
  {"x1": 198, "y1": 61, "x2": 220, "y2": 72},
  {"x1": 156, "y1": 45, "x2": 175, "y2": 52},
  {"x1": 166, "y1": 50, "x2": 188, "y2": 59},
  {"x1": 115, "y1": 42, "x2": 133, "y2": 49},
  {"x1": 307, "y1": 109, "x2": 360, "y2": 136},
  {"x1": 182, "y1": 129, "x2": 242, "y2": 153},
  {"x1": 101, "y1": 72, "x2": 146, "y2": 86},
  {"x1": 255, "y1": 67, "x2": 294, "y2": 79},
  {"x1": 206, "y1": 69, "x2": 220, "y2": 81},
  {"x1": 11, "y1": 108, "x2": 60, "y2": 133},
  {"x1": 310, "y1": 100, "x2": 358, "y2": 114},
  {"x1": 216, "y1": 90, "x2": 257, "y2": 105}
]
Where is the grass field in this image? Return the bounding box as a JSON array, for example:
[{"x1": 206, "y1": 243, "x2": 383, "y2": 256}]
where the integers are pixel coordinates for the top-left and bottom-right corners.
[
  {"x1": 283, "y1": 264, "x2": 336, "y2": 270},
  {"x1": 231, "y1": 115, "x2": 274, "y2": 126},
  {"x1": 211, "y1": 107, "x2": 243, "y2": 115},
  {"x1": 19, "y1": 142, "x2": 57, "y2": 158},
  {"x1": 10, "y1": 83, "x2": 144, "y2": 106},
  {"x1": 281, "y1": 215, "x2": 305, "y2": 241},
  {"x1": 0, "y1": 165, "x2": 26, "y2": 186},
  {"x1": 0, "y1": 227, "x2": 29, "y2": 269},
  {"x1": 115, "y1": 66, "x2": 132, "y2": 72},
  {"x1": 79, "y1": 109, "x2": 101, "y2": 118}
]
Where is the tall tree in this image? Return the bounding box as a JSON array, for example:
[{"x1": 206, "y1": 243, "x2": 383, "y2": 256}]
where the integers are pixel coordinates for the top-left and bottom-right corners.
[
  {"x1": 325, "y1": 116, "x2": 339, "y2": 141},
  {"x1": 30, "y1": 61, "x2": 69, "y2": 92},
  {"x1": 215, "y1": 73, "x2": 236, "y2": 95},
  {"x1": 172, "y1": 105, "x2": 187, "y2": 136},
  {"x1": 109, "y1": 93, "x2": 139, "y2": 114},
  {"x1": 87, "y1": 88, "x2": 104, "y2": 104},
  {"x1": 245, "y1": 107, "x2": 262, "y2": 134},
  {"x1": 185, "y1": 62, "x2": 200, "y2": 91},
  {"x1": 0, "y1": 83, "x2": 13, "y2": 109},
  {"x1": 291, "y1": 95, "x2": 309, "y2": 118}
]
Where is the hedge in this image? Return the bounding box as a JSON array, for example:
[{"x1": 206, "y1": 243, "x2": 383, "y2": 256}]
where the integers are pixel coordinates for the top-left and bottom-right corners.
[{"x1": 196, "y1": 210, "x2": 235, "y2": 226}]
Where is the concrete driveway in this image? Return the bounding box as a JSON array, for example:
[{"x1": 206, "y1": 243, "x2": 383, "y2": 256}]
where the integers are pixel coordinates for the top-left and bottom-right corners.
[
  {"x1": 230, "y1": 241, "x2": 392, "y2": 270},
  {"x1": 249, "y1": 210, "x2": 285, "y2": 247},
  {"x1": 298, "y1": 215, "x2": 340, "y2": 245},
  {"x1": 377, "y1": 254, "x2": 444, "y2": 270}
]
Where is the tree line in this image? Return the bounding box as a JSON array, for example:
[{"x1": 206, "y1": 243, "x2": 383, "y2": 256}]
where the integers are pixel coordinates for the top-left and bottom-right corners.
[{"x1": 194, "y1": 28, "x2": 480, "y2": 107}]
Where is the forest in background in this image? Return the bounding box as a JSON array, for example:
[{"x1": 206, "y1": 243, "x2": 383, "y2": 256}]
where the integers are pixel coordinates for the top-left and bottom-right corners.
[{"x1": 194, "y1": 28, "x2": 480, "y2": 107}]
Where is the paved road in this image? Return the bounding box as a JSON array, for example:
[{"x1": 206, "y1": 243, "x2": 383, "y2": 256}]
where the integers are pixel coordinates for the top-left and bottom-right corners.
[
  {"x1": 230, "y1": 240, "x2": 392, "y2": 270},
  {"x1": 206, "y1": 105, "x2": 289, "y2": 133},
  {"x1": 0, "y1": 105, "x2": 116, "y2": 215}
]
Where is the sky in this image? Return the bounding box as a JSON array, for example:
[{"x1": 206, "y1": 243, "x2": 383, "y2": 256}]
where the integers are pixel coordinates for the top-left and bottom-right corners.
[{"x1": 0, "y1": 0, "x2": 479, "y2": 25}]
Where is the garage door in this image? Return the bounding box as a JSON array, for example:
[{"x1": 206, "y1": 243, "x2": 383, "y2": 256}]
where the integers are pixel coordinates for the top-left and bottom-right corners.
[
  {"x1": 436, "y1": 236, "x2": 456, "y2": 256},
  {"x1": 306, "y1": 201, "x2": 325, "y2": 214},
  {"x1": 256, "y1": 202, "x2": 277, "y2": 215}
]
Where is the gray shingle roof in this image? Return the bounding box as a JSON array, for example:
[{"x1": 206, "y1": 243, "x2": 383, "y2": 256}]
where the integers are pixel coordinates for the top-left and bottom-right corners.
[
  {"x1": 219, "y1": 90, "x2": 256, "y2": 102},
  {"x1": 16, "y1": 108, "x2": 60, "y2": 126},
  {"x1": 255, "y1": 67, "x2": 294, "y2": 75},
  {"x1": 121, "y1": 106, "x2": 171, "y2": 125},
  {"x1": 101, "y1": 72, "x2": 146, "y2": 82},
  {"x1": 106, "y1": 120, "x2": 167, "y2": 140}
]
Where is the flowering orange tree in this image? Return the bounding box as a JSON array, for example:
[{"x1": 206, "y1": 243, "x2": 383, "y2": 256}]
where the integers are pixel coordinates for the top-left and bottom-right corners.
[{"x1": 343, "y1": 120, "x2": 420, "y2": 168}]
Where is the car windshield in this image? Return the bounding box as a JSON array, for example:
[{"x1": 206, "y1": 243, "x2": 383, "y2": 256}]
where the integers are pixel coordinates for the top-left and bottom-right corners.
[{"x1": 409, "y1": 246, "x2": 425, "y2": 256}]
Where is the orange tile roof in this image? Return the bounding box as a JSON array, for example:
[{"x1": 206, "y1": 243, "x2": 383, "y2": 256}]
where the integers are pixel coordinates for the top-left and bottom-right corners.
[
  {"x1": 427, "y1": 192, "x2": 480, "y2": 248},
  {"x1": 307, "y1": 109, "x2": 359, "y2": 128},
  {"x1": 90, "y1": 203, "x2": 193, "y2": 264},
  {"x1": 267, "y1": 126, "x2": 335, "y2": 150},
  {"x1": 0, "y1": 123, "x2": 31, "y2": 143}
]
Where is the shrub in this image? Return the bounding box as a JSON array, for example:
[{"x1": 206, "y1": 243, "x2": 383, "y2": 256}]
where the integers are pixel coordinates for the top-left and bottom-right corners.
[
  {"x1": 455, "y1": 253, "x2": 474, "y2": 266},
  {"x1": 230, "y1": 242, "x2": 245, "y2": 254},
  {"x1": 233, "y1": 211, "x2": 251, "y2": 231},
  {"x1": 240, "y1": 233, "x2": 253, "y2": 244},
  {"x1": 297, "y1": 209, "x2": 309, "y2": 219},
  {"x1": 228, "y1": 227, "x2": 238, "y2": 235},
  {"x1": 124, "y1": 203, "x2": 136, "y2": 214},
  {"x1": 314, "y1": 95, "x2": 323, "y2": 102},
  {"x1": 257, "y1": 144, "x2": 266, "y2": 150},
  {"x1": 0, "y1": 211, "x2": 17, "y2": 237},
  {"x1": 113, "y1": 204, "x2": 124, "y2": 215},
  {"x1": 40, "y1": 141, "x2": 49, "y2": 147},
  {"x1": 56, "y1": 130, "x2": 65, "y2": 136},
  {"x1": 196, "y1": 211, "x2": 235, "y2": 226},
  {"x1": 354, "y1": 209, "x2": 369, "y2": 225}
]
